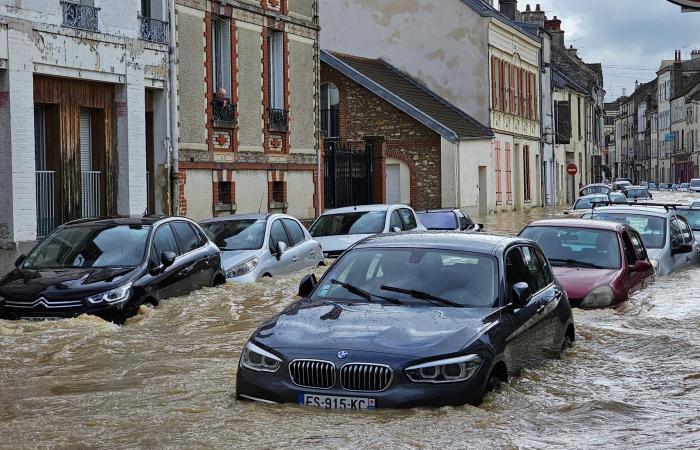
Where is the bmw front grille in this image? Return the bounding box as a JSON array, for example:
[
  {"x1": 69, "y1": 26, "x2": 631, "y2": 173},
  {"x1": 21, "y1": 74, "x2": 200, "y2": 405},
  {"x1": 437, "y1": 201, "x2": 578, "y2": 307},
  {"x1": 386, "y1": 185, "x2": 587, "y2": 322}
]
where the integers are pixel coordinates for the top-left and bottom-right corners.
[
  {"x1": 340, "y1": 363, "x2": 393, "y2": 392},
  {"x1": 289, "y1": 360, "x2": 336, "y2": 389}
]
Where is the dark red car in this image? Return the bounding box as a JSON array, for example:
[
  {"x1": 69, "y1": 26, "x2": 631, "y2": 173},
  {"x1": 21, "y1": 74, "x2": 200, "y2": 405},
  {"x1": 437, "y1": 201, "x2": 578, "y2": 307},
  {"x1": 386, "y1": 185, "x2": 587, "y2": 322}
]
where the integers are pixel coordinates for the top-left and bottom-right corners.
[{"x1": 519, "y1": 219, "x2": 654, "y2": 308}]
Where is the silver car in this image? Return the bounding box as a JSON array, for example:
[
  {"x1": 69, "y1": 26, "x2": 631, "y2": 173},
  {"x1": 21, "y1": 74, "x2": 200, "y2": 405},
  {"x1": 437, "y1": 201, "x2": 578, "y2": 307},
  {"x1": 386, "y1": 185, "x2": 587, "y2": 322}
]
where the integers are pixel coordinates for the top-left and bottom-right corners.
[
  {"x1": 200, "y1": 214, "x2": 323, "y2": 283},
  {"x1": 582, "y1": 205, "x2": 700, "y2": 275},
  {"x1": 309, "y1": 204, "x2": 426, "y2": 258}
]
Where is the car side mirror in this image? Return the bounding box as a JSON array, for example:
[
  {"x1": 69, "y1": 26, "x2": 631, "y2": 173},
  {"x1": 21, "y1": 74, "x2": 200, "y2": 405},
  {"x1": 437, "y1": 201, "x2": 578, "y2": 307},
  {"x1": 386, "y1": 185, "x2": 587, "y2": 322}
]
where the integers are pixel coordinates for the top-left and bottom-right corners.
[
  {"x1": 392, "y1": 227, "x2": 402, "y2": 233},
  {"x1": 14, "y1": 254, "x2": 26, "y2": 267},
  {"x1": 276, "y1": 241, "x2": 288, "y2": 260},
  {"x1": 161, "y1": 251, "x2": 177, "y2": 268},
  {"x1": 671, "y1": 241, "x2": 693, "y2": 255},
  {"x1": 298, "y1": 273, "x2": 317, "y2": 297},
  {"x1": 511, "y1": 282, "x2": 532, "y2": 307},
  {"x1": 630, "y1": 260, "x2": 652, "y2": 272}
]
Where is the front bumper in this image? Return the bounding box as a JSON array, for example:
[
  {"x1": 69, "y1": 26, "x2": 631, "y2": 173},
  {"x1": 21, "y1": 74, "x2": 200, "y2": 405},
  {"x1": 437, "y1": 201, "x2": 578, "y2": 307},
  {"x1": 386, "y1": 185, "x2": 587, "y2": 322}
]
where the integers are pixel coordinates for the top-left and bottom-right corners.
[
  {"x1": 225, "y1": 271, "x2": 259, "y2": 284},
  {"x1": 0, "y1": 301, "x2": 128, "y2": 321},
  {"x1": 235, "y1": 354, "x2": 490, "y2": 408}
]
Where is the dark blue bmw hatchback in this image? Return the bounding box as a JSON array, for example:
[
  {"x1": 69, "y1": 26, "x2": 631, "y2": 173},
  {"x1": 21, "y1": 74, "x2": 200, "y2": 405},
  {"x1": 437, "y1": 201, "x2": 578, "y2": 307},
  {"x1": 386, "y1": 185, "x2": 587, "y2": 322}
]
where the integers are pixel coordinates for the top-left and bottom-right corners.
[{"x1": 236, "y1": 232, "x2": 574, "y2": 409}]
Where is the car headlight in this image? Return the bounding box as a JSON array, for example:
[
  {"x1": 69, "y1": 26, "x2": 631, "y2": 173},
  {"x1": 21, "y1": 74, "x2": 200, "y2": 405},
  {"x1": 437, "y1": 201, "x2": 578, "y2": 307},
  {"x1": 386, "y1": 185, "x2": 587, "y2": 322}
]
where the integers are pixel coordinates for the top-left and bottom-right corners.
[
  {"x1": 649, "y1": 259, "x2": 660, "y2": 276},
  {"x1": 226, "y1": 257, "x2": 259, "y2": 278},
  {"x1": 240, "y1": 341, "x2": 282, "y2": 373},
  {"x1": 581, "y1": 285, "x2": 614, "y2": 308},
  {"x1": 86, "y1": 283, "x2": 132, "y2": 305},
  {"x1": 405, "y1": 354, "x2": 482, "y2": 383}
]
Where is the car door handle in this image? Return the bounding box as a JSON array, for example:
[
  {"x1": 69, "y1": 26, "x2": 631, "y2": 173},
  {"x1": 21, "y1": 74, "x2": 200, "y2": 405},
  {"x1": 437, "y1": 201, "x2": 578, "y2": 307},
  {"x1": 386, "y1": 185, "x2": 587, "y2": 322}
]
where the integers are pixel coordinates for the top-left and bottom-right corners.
[
  {"x1": 292, "y1": 257, "x2": 299, "y2": 262},
  {"x1": 536, "y1": 302, "x2": 548, "y2": 314},
  {"x1": 309, "y1": 250, "x2": 316, "y2": 255}
]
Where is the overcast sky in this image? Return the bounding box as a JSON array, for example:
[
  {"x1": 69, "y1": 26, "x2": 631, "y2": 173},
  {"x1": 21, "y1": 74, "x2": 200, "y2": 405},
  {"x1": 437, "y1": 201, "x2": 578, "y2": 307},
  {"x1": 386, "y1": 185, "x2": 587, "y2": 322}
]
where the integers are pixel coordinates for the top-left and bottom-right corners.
[{"x1": 514, "y1": 0, "x2": 700, "y2": 101}]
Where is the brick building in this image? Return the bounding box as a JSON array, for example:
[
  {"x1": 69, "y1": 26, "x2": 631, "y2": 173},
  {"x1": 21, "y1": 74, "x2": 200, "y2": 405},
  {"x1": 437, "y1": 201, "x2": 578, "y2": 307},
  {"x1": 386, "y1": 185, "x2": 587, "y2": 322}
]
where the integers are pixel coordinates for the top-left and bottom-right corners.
[
  {"x1": 175, "y1": 0, "x2": 319, "y2": 221},
  {"x1": 0, "y1": 0, "x2": 171, "y2": 272},
  {"x1": 321, "y1": 51, "x2": 494, "y2": 214}
]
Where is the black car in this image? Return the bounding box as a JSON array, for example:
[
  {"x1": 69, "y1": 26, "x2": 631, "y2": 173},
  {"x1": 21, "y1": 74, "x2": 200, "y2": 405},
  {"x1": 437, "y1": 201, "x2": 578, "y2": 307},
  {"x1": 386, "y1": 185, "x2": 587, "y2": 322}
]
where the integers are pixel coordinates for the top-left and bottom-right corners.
[
  {"x1": 236, "y1": 232, "x2": 574, "y2": 409},
  {"x1": 0, "y1": 217, "x2": 225, "y2": 323},
  {"x1": 415, "y1": 209, "x2": 481, "y2": 231}
]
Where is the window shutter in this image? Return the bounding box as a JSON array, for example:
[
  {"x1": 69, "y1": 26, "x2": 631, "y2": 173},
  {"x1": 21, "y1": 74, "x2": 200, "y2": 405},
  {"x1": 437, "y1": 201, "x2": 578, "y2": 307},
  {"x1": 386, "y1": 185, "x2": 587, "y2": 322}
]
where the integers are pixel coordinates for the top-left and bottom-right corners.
[
  {"x1": 269, "y1": 32, "x2": 284, "y2": 110},
  {"x1": 509, "y1": 64, "x2": 515, "y2": 114},
  {"x1": 556, "y1": 101, "x2": 571, "y2": 144},
  {"x1": 500, "y1": 60, "x2": 505, "y2": 111},
  {"x1": 79, "y1": 109, "x2": 92, "y2": 171},
  {"x1": 491, "y1": 56, "x2": 497, "y2": 111},
  {"x1": 221, "y1": 20, "x2": 232, "y2": 96}
]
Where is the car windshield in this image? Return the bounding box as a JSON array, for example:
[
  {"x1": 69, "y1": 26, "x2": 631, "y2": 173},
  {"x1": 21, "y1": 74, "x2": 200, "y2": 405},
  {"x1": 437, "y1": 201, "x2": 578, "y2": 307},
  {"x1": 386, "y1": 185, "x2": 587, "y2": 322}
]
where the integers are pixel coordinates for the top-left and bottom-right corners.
[
  {"x1": 574, "y1": 196, "x2": 607, "y2": 209},
  {"x1": 609, "y1": 193, "x2": 627, "y2": 203},
  {"x1": 201, "y1": 219, "x2": 265, "y2": 250},
  {"x1": 587, "y1": 213, "x2": 666, "y2": 249},
  {"x1": 311, "y1": 248, "x2": 498, "y2": 308},
  {"x1": 520, "y1": 226, "x2": 621, "y2": 269},
  {"x1": 676, "y1": 209, "x2": 700, "y2": 231},
  {"x1": 416, "y1": 212, "x2": 457, "y2": 230},
  {"x1": 23, "y1": 225, "x2": 150, "y2": 269},
  {"x1": 626, "y1": 189, "x2": 650, "y2": 199},
  {"x1": 310, "y1": 211, "x2": 386, "y2": 237},
  {"x1": 690, "y1": 180, "x2": 700, "y2": 188}
]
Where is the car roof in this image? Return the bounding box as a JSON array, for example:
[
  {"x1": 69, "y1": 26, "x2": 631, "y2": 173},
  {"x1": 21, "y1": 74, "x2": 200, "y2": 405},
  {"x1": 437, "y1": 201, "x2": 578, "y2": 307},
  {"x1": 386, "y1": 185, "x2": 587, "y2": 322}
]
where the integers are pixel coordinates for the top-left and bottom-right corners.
[
  {"x1": 587, "y1": 205, "x2": 669, "y2": 217},
  {"x1": 415, "y1": 209, "x2": 458, "y2": 213},
  {"x1": 582, "y1": 183, "x2": 609, "y2": 188},
  {"x1": 61, "y1": 216, "x2": 172, "y2": 227},
  {"x1": 525, "y1": 218, "x2": 626, "y2": 232},
  {"x1": 578, "y1": 193, "x2": 608, "y2": 199},
  {"x1": 354, "y1": 231, "x2": 529, "y2": 256},
  {"x1": 625, "y1": 185, "x2": 647, "y2": 189},
  {"x1": 200, "y1": 213, "x2": 271, "y2": 223},
  {"x1": 321, "y1": 204, "x2": 407, "y2": 214}
]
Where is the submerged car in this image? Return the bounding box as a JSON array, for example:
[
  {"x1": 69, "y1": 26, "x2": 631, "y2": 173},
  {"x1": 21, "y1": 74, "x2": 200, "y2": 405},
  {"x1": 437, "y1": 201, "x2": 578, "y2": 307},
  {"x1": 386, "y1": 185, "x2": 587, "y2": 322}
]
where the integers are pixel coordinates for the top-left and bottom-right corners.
[
  {"x1": 200, "y1": 214, "x2": 323, "y2": 283},
  {"x1": 623, "y1": 186, "x2": 652, "y2": 201},
  {"x1": 689, "y1": 179, "x2": 700, "y2": 193},
  {"x1": 612, "y1": 180, "x2": 632, "y2": 191},
  {"x1": 658, "y1": 183, "x2": 671, "y2": 191},
  {"x1": 679, "y1": 183, "x2": 690, "y2": 192},
  {"x1": 582, "y1": 205, "x2": 700, "y2": 275},
  {"x1": 675, "y1": 206, "x2": 700, "y2": 233},
  {"x1": 565, "y1": 194, "x2": 609, "y2": 217},
  {"x1": 309, "y1": 204, "x2": 425, "y2": 258},
  {"x1": 520, "y1": 219, "x2": 653, "y2": 308},
  {"x1": 415, "y1": 208, "x2": 481, "y2": 231},
  {"x1": 236, "y1": 232, "x2": 574, "y2": 409},
  {"x1": 579, "y1": 183, "x2": 611, "y2": 196},
  {"x1": 609, "y1": 192, "x2": 628, "y2": 204},
  {"x1": 0, "y1": 217, "x2": 225, "y2": 323}
]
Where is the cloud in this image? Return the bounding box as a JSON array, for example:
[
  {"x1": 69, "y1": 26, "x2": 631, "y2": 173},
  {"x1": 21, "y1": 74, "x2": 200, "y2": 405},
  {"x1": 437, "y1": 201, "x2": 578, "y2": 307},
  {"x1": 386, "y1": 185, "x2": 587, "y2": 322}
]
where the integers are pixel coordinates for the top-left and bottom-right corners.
[{"x1": 525, "y1": 0, "x2": 700, "y2": 99}]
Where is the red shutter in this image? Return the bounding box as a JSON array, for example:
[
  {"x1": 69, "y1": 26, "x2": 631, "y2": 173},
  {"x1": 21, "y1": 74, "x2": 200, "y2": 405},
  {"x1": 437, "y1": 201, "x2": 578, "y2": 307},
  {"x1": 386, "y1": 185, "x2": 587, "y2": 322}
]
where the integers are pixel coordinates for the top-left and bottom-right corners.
[
  {"x1": 519, "y1": 68, "x2": 524, "y2": 116},
  {"x1": 509, "y1": 64, "x2": 515, "y2": 114},
  {"x1": 500, "y1": 60, "x2": 505, "y2": 111},
  {"x1": 491, "y1": 57, "x2": 498, "y2": 111},
  {"x1": 505, "y1": 143, "x2": 512, "y2": 202},
  {"x1": 495, "y1": 141, "x2": 502, "y2": 203}
]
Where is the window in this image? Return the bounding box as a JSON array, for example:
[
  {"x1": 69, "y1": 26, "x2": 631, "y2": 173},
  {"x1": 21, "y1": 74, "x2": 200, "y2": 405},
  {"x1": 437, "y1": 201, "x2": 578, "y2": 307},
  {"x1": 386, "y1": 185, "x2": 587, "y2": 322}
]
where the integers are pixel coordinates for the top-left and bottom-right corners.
[
  {"x1": 520, "y1": 226, "x2": 622, "y2": 270},
  {"x1": 320, "y1": 82, "x2": 340, "y2": 138},
  {"x1": 505, "y1": 248, "x2": 530, "y2": 297},
  {"x1": 555, "y1": 101, "x2": 571, "y2": 144},
  {"x1": 399, "y1": 209, "x2": 418, "y2": 231},
  {"x1": 523, "y1": 146, "x2": 531, "y2": 201},
  {"x1": 269, "y1": 31, "x2": 284, "y2": 110},
  {"x1": 272, "y1": 181, "x2": 284, "y2": 203},
  {"x1": 390, "y1": 210, "x2": 403, "y2": 231},
  {"x1": 269, "y1": 220, "x2": 290, "y2": 253},
  {"x1": 201, "y1": 219, "x2": 265, "y2": 251},
  {"x1": 628, "y1": 231, "x2": 647, "y2": 261},
  {"x1": 153, "y1": 224, "x2": 180, "y2": 263},
  {"x1": 621, "y1": 232, "x2": 638, "y2": 265},
  {"x1": 173, "y1": 221, "x2": 201, "y2": 254},
  {"x1": 282, "y1": 218, "x2": 305, "y2": 246},
  {"x1": 212, "y1": 18, "x2": 232, "y2": 97},
  {"x1": 577, "y1": 97, "x2": 582, "y2": 138},
  {"x1": 534, "y1": 249, "x2": 554, "y2": 285},
  {"x1": 309, "y1": 211, "x2": 387, "y2": 237},
  {"x1": 670, "y1": 218, "x2": 683, "y2": 245},
  {"x1": 521, "y1": 246, "x2": 546, "y2": 292},
  {"x1": 677, "y1": 217, "x2": 694, "y2": 244},
  {"x1": 218, "y1": 181, "x2": 232, "y2": 204},
  {"x1": 457, "y1": 211, "x2": 473, "y2": 230}
]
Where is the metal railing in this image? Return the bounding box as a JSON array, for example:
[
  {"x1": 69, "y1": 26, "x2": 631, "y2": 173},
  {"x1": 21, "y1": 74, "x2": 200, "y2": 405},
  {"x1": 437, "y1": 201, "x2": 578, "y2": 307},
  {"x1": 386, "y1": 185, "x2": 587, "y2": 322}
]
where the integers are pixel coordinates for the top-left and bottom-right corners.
[
  {"x1": 212, "y1": 102, "x2": 237, "y2": 126},
  {"x1": 146, "y1": 171, "x2": 152, "y2": 215},
  {"x1": 269, "y1": 108, "x2": 289, "y2": 132},
  {"x1": 81, "y1": 171, "x2": 101, "y2": 218},
  {"x1": 36, "y1": 171, "x2": 56, "y2": 239},
  {"x1": 139, "y1": 15, "x2": 169, "y2": 44},
  {"x1": 61, "y1": 1, "x2": 99, "y2": 32}
]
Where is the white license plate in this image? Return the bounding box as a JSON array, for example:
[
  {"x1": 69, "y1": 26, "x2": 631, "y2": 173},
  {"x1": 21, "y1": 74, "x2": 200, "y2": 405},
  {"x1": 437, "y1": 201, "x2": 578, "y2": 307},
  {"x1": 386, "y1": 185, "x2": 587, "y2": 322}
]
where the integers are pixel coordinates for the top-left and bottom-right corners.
[{"x1": 298, "y1": 393, "x2": 375, "y2": 410}]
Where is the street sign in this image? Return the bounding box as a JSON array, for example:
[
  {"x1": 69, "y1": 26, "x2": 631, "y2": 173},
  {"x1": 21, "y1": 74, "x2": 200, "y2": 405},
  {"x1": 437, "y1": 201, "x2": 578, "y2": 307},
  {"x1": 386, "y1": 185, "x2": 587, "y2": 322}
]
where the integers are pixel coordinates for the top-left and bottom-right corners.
[
  {"x1": 567, "y1": 164, "x2": 578, "y2": 176},
  {"x1": 667, "y1": 0, "x2": 700, "y2": 9}
]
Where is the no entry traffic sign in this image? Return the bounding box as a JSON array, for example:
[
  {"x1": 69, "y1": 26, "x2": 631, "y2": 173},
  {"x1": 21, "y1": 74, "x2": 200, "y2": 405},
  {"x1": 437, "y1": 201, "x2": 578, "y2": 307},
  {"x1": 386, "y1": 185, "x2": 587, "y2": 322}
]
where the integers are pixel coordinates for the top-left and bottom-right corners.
[{"x1": 567, "y1": 164, "x2": 578, "y2": 176}]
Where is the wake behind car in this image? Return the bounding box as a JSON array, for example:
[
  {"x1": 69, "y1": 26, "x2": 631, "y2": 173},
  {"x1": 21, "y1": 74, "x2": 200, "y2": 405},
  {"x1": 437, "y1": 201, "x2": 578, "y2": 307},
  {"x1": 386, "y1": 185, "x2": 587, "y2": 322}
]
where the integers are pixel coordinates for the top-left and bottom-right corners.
[
  {"x1": 309, "y1": 204, "x2": 425, "y2": 258},
  {"x1": 415, "y1": 208, "x2": 481, "y2": 231},
  {"x1": 236, "y1": 232, "x2": 574, "y2": 409},
  {"x1": 0, "y1": 217, "x2": 225, "y2": 323},
  {"x1": 200, "y1": 213, "x2": 323, "y2": 283},
  {"x1": 581, "y1": 204, "x2": 700, "y2": 275},
  {"x1": 520, "y1": 219, "x2": 653, "y2": 308}
]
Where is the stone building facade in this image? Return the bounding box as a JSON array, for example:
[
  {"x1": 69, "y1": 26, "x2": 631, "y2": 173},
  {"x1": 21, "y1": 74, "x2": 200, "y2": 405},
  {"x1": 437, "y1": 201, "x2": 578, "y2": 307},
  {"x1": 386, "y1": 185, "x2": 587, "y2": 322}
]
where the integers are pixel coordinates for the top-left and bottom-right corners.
[
  {"x1": 175, "y1": 0, "x2": 319, "y2": 221},
  {"x1": 0, "y1": 0, "x2": 171, "y2": 272}
]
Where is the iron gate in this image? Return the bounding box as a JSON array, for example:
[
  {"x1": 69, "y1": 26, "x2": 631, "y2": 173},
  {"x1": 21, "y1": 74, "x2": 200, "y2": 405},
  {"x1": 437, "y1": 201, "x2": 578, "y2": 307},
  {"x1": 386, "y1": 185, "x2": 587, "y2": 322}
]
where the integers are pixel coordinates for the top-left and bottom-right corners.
[{"x1": 324, "y1": 140, "x2": 373, "y2": 209}]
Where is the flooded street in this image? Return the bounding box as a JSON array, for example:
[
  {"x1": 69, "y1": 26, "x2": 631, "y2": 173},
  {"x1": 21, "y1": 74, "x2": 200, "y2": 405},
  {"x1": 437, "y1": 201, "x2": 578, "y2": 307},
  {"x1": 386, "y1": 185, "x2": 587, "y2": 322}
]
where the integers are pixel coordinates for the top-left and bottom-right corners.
[{"x1": 2, "y1": 193, "x2": 700, "y2": 449}]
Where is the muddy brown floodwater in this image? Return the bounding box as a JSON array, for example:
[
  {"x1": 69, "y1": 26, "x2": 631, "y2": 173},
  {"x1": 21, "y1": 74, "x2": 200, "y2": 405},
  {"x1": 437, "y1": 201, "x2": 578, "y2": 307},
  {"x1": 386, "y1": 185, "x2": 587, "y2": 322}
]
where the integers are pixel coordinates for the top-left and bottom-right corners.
[{"x1": 2, "y1": 193, "x2": 700, "y2": 449}]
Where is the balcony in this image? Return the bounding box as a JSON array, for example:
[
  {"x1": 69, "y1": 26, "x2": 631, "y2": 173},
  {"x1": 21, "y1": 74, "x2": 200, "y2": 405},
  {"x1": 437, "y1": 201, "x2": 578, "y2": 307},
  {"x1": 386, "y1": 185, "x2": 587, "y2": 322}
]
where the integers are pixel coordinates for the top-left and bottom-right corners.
[
  {"x1": 269, "y1": 108, "x2": 289, "y2": 132},
  {"x1": 139, "y1": 16, "x2": 169, "y2": 45},
  {"x1": 61, "y1": 1, "x2": 99, "y2": 32},
  {"x1": 212, "y1": 102, "x2": 237, "y2": 128}
]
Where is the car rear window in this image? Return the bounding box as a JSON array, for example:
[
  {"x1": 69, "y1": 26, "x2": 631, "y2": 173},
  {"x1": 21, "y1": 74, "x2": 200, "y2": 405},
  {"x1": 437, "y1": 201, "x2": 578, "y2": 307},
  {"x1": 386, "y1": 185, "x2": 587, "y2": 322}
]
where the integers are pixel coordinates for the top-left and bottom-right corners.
[
  {"x1": 310, "y1": 211, "x2": 386, "y2": 237},
  {"x1": 416, "y1": 212, "x2": 457, "y2": 230}
]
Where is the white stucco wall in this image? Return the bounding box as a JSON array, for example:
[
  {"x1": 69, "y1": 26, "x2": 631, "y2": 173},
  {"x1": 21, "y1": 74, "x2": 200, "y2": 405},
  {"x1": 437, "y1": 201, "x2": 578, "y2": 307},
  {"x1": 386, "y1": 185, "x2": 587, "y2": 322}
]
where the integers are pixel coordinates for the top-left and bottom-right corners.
[
  {"x1": 183, "y1": 170, "x2": 213, "y2": 221},
  {"x1": 457, "y1": 139, "x2": 492, "y2": 216},
  {"x1": 234, "y1": 170, "x2": 269, "y2": 214},
  {"x1": 286, "y1": 171, "x2": 315, "y2": 220}
]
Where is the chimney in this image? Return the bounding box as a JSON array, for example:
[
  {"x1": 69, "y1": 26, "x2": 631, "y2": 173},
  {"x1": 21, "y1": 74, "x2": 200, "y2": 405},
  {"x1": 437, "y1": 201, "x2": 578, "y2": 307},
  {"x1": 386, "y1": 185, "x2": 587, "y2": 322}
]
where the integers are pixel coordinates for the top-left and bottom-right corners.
[
  {"x1": 521, "y1": 3, "x2": 546, "y2": 26},
  {"x1": 692, "y1": 49, "x2": 700, "y2": 60},
  {"x1": 499, "y1": 0, "x2": 519, "y2": 21},
  {"x1": 567, "y1": 45, "x2": 578, "y2": 57},
  {"x1": 635, "y1": 80, "x2": 639, "y2": 92},
  {"x1": 545, "y1": 16, "x2": 564, "y2": 48},
  {"x1": 673, "y1": 50, "x2": 683, "y2": 96}
]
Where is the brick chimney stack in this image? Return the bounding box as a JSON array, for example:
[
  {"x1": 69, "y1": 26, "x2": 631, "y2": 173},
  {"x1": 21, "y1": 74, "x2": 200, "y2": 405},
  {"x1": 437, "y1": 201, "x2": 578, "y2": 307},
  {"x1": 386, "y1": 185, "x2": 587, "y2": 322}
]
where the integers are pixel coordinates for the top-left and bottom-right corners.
[
  {"x1": 692, "y1": 49, "x2": 700, "y2": 60},
  {"x1": 673, "y1": 50, "x2": 683, "y2": 95},
  {"x1": 521, "y1": 3, "x2": 546, "y2": 26},
  {"x1": 499, "y1": 0, "x2": 520, "y2": 21},
  {"x1": 544, "y1": 16, "x2": 564, "y2": 48}
]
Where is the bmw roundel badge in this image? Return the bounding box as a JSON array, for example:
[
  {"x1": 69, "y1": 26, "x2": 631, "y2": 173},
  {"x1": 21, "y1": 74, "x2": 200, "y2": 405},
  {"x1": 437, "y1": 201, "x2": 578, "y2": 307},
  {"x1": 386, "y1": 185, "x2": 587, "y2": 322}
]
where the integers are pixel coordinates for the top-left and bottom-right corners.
[{"x1": 337, "y1": 350, "x2": 348, "y2": 359}]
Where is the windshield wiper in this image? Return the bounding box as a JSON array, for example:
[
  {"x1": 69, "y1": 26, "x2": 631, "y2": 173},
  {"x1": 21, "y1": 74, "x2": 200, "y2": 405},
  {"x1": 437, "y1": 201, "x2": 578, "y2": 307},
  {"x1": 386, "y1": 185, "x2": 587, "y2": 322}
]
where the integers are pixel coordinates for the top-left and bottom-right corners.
[
  {"x1": 380, "y1": 285, "x2": 464, "y2": 308},
  {"x1": 330, "y1": 279, "x2": 403, "y2": 305},
  {"x1": 549, "y1": 258, "x2": 606, "y2": 269}
]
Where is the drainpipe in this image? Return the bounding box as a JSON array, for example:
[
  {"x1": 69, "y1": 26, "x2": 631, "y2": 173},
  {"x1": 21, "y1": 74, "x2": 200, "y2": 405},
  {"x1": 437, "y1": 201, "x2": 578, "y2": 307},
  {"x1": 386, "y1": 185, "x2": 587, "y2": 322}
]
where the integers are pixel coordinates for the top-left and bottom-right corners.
[{"x1": 168, "y1": 0, "x2": 180, "y2": 216}]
